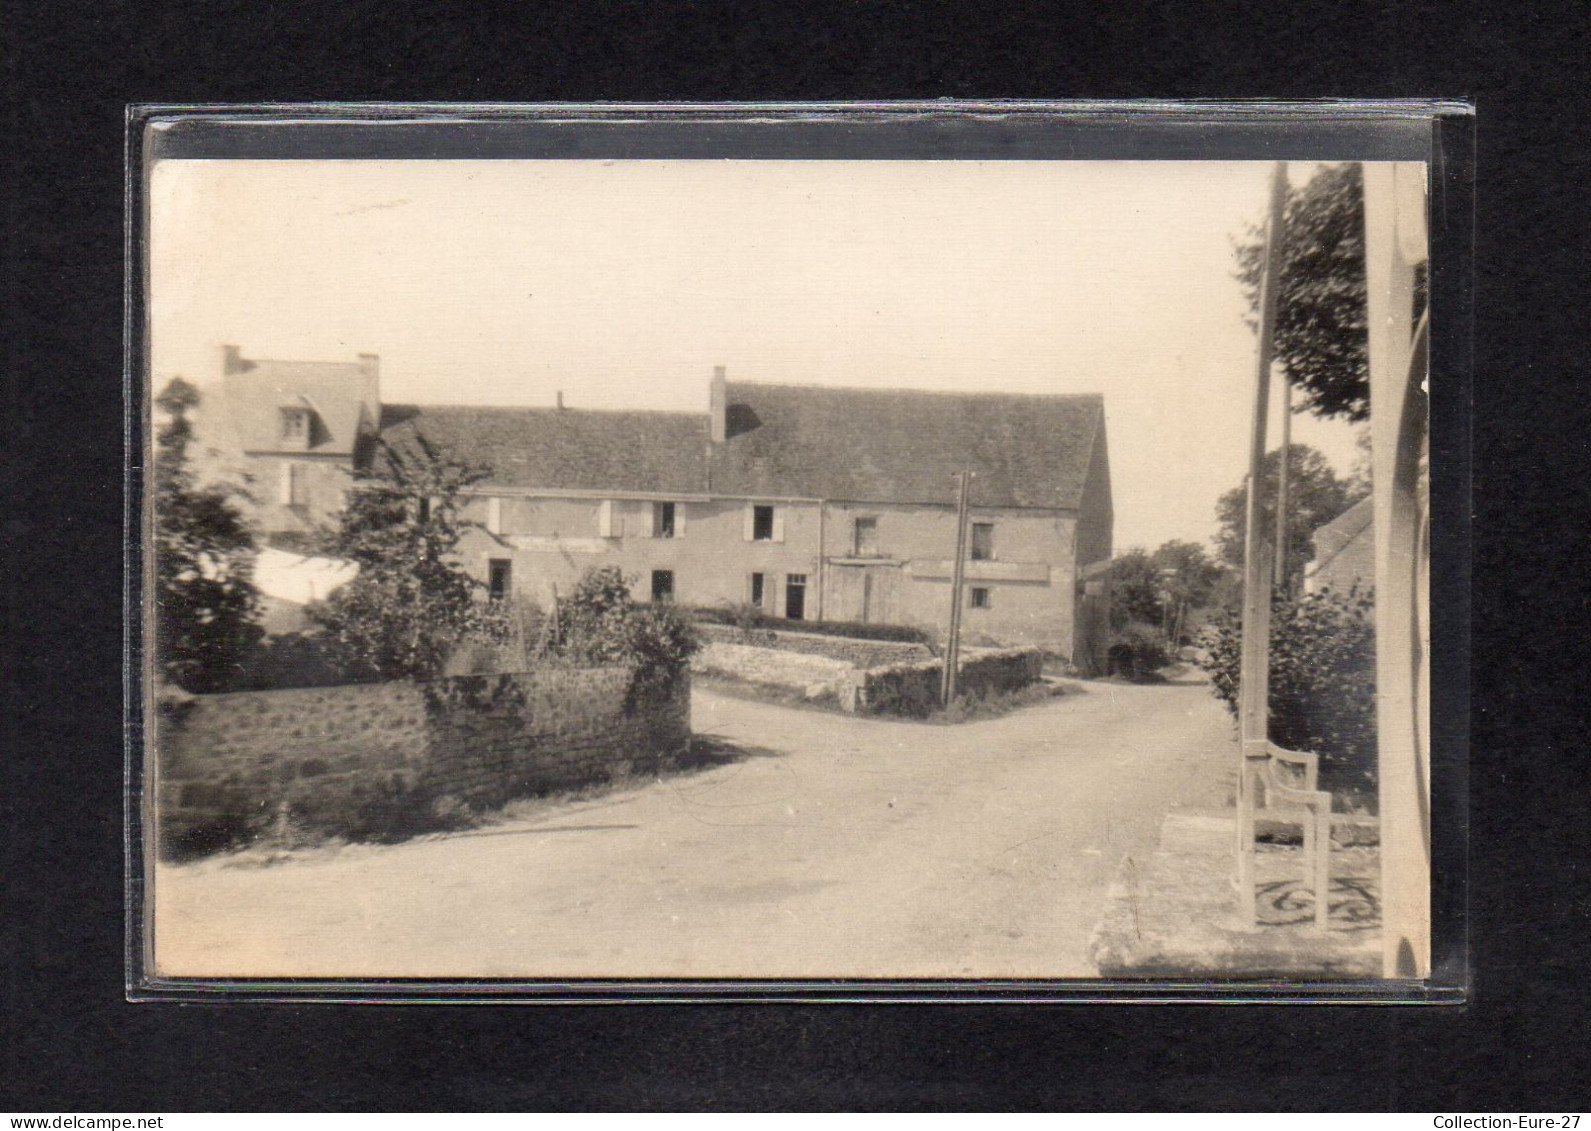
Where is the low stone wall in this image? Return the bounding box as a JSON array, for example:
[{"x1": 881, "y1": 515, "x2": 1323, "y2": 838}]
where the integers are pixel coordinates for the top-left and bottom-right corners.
[
  {"x1": 156, "y1": 663, "x2": 691, "y2": 854},
  {"x1": 691, "y1": 641, "x2": 854, "y2": 699},
  {"x1": 843, "y1": 647, "x2": 1045, "y2": 717},
  {"x1": 696, "y1": 623, "x2": 933, "y2": 669}
]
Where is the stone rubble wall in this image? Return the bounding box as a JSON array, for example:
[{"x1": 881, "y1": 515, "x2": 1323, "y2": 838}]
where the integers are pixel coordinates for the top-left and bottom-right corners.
[
  {"x1": 843, "y1": 647, "x2": 1046, "y2": 717},
  {"x1": 690, "y1": 641, "x2": 855, "y2": 699},
  {"x1": 695, "y1": 623, "x2": 933, "y2": 669},
  {"x1": 155, "y1": 663, "x2": 691, "y2": 853}
]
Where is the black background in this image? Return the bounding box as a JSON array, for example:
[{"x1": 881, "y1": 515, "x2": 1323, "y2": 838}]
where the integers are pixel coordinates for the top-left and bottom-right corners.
[{"x1": 4, "y1": 0, "x2": 1587, "y2": 1112}]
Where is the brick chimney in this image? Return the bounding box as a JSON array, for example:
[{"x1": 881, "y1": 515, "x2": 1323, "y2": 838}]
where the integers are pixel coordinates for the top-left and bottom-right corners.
[
  {"x1": 221, "y1": 344, "x2": 245, "y2": 375},
  {"x1": 357, "y1": 352, "x2": 380, "y2": 382},
  {"x1": 709, "y1": 365, "x2": 727, "y2": 443}
]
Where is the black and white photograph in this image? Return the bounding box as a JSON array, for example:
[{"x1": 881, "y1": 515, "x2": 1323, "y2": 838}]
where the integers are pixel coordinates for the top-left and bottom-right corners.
[{"x1": 137, "y1": 123, "x2": 1435, "y2": 988}]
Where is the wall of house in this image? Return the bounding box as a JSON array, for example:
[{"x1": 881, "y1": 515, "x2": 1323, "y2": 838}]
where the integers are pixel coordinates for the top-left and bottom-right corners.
[
  {"x1": 1306, "y1": 522, "x2": 1376, "y2": 596},
  {"x1": 1070, "y1": 425, "x2": 1115, "y2": 675},
  {"x1": 819, "y1": 501, "x2": 1079, "y2": 652},
  {"x1": 155, "y1": 663, "x2": 691, "y2": 854},
  {"x1": 454, "y1": 495, "x2": 824, "y2": 615},
  {"x1": 240, "y1": 453, "x2": 356, "y2": 539}
]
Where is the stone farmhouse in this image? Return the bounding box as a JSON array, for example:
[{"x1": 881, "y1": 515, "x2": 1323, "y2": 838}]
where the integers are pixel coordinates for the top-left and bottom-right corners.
[{"x1": 215, "y1": 346, "x2": 1114, "y2": 671}]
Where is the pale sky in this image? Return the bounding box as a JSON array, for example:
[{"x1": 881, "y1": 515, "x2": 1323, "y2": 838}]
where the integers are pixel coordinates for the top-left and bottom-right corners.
[{"x1": 149, "y1": 158, "x2": 1367, "y2": 553}]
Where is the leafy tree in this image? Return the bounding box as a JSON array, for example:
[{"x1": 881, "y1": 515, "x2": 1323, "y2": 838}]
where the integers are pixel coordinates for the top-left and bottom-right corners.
[
  {"x1": 1109, "y1": 541, "x2": 1228, "y2": 642},
  {"x1": 1107, "y1": 548, "x2": 1163, "y2": 632},
  {"x1": 310, "y1": 437, "x2": 496, "y2": 681},
  {"x1": 1236, "y1": 162, "x2": 1371, "y2": 423},
  {"x1": 154, "y1": 377, "x2": 263, "y2": 692},
  {"x1": 1150, "y1": 539, "x2": 1227, "y2": 644},
  {"x1": 1214, "y1": 443, "x2": 1363, "y2": 592}
]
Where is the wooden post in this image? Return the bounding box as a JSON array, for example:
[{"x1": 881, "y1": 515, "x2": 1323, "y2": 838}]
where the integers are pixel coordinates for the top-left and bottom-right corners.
[
  {"x1": 1236, "y1": 161, "x2": 1289, "y2": 926},
  {"x1": 941, "y1": 471, "x2": 971, "y2": 707}
]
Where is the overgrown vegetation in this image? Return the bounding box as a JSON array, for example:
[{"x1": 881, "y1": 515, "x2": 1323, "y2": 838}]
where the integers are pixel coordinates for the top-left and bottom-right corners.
[
  {"x1": 154, "y1": 378, "x2": 263, "y2": 693},
  {"x1": 1196, "y1": 585, "x2": 1378, "y2": 801},
  {"x1": 555, "y1": 566, "x2": 702, "y2": 670},
  {"x1": 1106, "y1": 623, "x2": 1172, "y2": 680}
]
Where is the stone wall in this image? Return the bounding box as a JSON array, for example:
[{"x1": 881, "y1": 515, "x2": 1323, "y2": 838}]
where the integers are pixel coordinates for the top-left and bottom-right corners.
[
  {"x1": 843, "y1": 647, "x2": 1045, "y2": 717},
  {"x1": 690, "y1": 641, "x2": 854, "y2": 699},
  {"x1": 156, "y1": 663, "x2": 691, "y2": 854},
  {"x1": 696, "y1": 623, "x2": 933, "y2": 668}
]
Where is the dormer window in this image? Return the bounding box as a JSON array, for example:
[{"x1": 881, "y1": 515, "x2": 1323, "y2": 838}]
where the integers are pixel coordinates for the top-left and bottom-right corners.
[{"x1": 280, "y1": 407, "x2": 312, "y2": 448}]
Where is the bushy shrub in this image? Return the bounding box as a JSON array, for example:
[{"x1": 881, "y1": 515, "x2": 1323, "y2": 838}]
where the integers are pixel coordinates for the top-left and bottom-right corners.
[
  {"x1": 1196, "y1": 585, "x2": 1377, "y2": 798},
  {"x1": 558, "y1": 567, "x2": 701, "y2": 669},
  {"x1": 230, "y1": 631, "x2": 380, "y2": 691},
  {"x1": 1107, "y1": 622, "x2": 1171, "y2": 679}
]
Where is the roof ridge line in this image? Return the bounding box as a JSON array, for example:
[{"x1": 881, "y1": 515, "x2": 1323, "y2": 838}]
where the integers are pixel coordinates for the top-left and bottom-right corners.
[
  {"x1": 723, "y1": 379, "x2": 1104, "y2": 400},
  {"x1": 384, "y1": 402, "x2": 708, "y2": 419}
]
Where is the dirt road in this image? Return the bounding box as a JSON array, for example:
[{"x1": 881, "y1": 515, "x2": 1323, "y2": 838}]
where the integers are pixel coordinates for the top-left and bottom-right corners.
[{"x1": 151, "y1": 677, "x2": 1237, "y2": 979}]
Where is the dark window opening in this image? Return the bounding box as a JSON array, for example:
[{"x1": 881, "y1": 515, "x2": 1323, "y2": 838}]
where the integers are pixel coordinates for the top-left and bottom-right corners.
[
  {"x1": 651, "y1": 569, "x2": 675, "y2": 603},
  {"x1": 488, "y1": 559, "x2": 512, "y2": 602},
  {"x1": 785, "y1": 573, "x2": 807, "y2": 620},
  {"x1": 970, "y1": 587, "x2": 991, "y2": 609},
  {"x1": 853, "y1": 516, "x2": 879, "y2": 557},
  {"x1": 753, "y1": 505, "x2": 775, "y2": 541},
  {"x1": 971, "y1": 522, "x2": 995, "y2": 561},
  {"x1": 281, "y1": 408, "x2": 309, "y2": 442},
  {"x1": 653, "y1": 501, "x2": 676, "y2": 538},
  {"x1": 750, "y1": 572, "x2": 765, "y2": 608},
  {"x1": 416, "y1": 496, "x2": 431, "y2": 523}
]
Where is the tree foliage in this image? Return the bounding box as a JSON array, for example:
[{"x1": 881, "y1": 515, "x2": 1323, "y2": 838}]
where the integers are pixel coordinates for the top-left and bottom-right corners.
[
  {"x1": 1107, "y1": 549, "x2": 1163, "y2": 632},
  {"x1": 1236, "y1": 162, "x2": 1371, "y2": 423},
  {"x1": 1214, "y1": 443, "x2": 1364, "y2": 591},
  {"x1": 154, "y1": 377, "x2": 263, "y2": 692},
  {"x1": 1109, "y1": 540, "x2": 1228, "y2": 641},
  {"x1": 309, "y1": 437, "x2": 496, "y2": 681},
  {"x1": 1196, "y1": 585, "x2": 1378, "y2": 802},
  {"x1": 556, "y1": 566, "x2": 700, "y2": 669}
]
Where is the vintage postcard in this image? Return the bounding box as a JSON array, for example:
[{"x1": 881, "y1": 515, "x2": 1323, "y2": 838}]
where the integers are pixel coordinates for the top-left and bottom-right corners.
[{"x1": 136, "y1": 113, "x2": 1441, "y2": 992}]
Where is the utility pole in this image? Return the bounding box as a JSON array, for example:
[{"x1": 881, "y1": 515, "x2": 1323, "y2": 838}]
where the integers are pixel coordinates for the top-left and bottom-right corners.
[
  {"x1": 1275, "y1": 375, "x2": 1292, "y2": 594},
  {"x1": 1236, "y1": 160, "x2": 1289, "y2": 926},
  {"x1": 941, "y1": 470, "x2": 971, "y2": 707}
]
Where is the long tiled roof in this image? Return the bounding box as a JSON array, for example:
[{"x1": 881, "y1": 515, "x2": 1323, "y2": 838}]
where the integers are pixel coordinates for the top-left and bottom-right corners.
[
  {"x1": 708, "y1": 382, "x2": 1105, "y2": 509},
  {"x1": 377, "y1": 383, "x2": 1106, "y2": 510},
  {"x1": 377, "y1": 404, "x2": 710, "y2": 495}
]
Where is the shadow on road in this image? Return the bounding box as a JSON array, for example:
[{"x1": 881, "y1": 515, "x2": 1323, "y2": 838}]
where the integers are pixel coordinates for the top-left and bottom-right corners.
[{"x1": 675, "y1": 734, "x2": 786, "y2": 771}]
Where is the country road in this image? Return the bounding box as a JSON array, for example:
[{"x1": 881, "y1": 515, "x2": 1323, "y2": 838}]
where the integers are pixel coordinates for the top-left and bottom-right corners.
[{"x1": 151, "y1": 676, "x2": 1238, "y2": 979}]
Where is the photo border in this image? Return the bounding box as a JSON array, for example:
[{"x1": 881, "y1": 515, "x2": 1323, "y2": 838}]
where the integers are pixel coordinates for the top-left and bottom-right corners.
[{"x1": 125, "y1": 100, "x2": 1473, "y2": 1005}]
